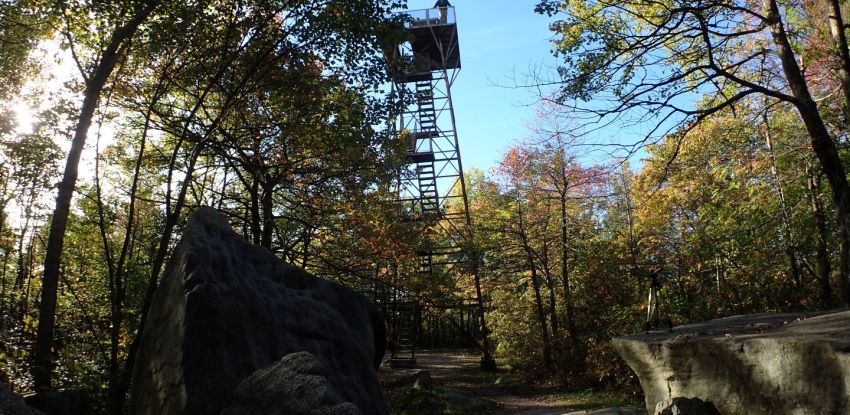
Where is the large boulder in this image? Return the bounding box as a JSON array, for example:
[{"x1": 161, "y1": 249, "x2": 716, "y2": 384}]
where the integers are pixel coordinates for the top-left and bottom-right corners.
[
  {"x1": 0, "y1": 381, "x2": 44, "y2": 415},
  {"x1": 221, "y1": 352, "x2": 362, "y2": 415},
  {"x1": 613, "y1": 311, "x2": 850, "y2": 415},
  {"x1": 130, "y1": 207, "x2": 387, "y2": 415}
]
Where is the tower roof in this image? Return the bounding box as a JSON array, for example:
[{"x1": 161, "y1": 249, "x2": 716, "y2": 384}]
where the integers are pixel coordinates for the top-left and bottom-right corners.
[{"x1": 385, "y1": 7, "x2": 461, "y2": 83}]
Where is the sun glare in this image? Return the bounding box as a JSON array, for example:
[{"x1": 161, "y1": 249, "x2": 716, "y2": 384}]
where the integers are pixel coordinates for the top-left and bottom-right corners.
[{"x1": 13, "y1": 102, "x2": 34, "y2": 135}]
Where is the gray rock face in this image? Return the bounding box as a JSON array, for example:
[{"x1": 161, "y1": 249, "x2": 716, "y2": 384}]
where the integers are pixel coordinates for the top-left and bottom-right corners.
[
  {"x1": 654, "y1": 397, "x2": 720, "y2": 415},
  {"x1": 0, "y1": 381, "x2": 42, "y2": 415},
  {"x1": 411, "y1": 370, "x2": 431, "y2": 390},
  {"x1": 130, "y1": 207, "x2": 387, "y2": 415},
  {"x1": 222, "y1": 352, "x2": 362, "y2": 415},
  {"x1": 613, "y1": 311, "x2": 850, "y2": 415}
]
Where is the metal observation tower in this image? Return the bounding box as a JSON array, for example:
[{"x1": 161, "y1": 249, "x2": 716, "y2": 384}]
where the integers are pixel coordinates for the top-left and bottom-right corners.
[{"x1": 382, "y1": 6, "x2": 495, "y2": 370}]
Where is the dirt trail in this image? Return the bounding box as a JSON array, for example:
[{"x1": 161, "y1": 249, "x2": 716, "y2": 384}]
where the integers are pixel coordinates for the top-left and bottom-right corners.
[{"x1": 387, "y1": 351, "x2": 577, "y2": 415}]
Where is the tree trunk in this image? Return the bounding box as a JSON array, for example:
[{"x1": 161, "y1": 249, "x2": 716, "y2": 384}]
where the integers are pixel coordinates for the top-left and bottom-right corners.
[
  {"x1": 516, "y1": 202, "x2": 552, "y2": 372},
  {"x1": 15, "y1": 218, "x2": 28, "y2": 292},
  {"x1": 92, "y1": 120, "x2": 124, "y2": 413},
  {"x1": 558, "y1": 185, "x2": 585, "y2": 372},
  {"x1": 762, "y1": 105, "x2": 803, "y2": 301},
  {"x1": 527, "y1": 249, "x2": 552, "y2": 373},
  {"x1": 249, "y1": 175, "x2": 262, "y2": 245},
  {"x1": 538, "y1": 237, "x2": 560, "y2": 343},
  {"x1": 260, "y1": 180, "x2": 274, "y2": 249},
  {"x1": 22, "y1": 235, "x2": 35, "y2": 321},
  {"x1": 616, "y1": 167, "x2": 643, "y2": 296},
  {"x1": 15, "y1": 192, "x2": 34, "y2": 321},
  {"x1": 827, "y1": 0, "x2": 850, "y2": 121},
  {"x1": 301, "y1": 226, "x2": 313, "y2": 269},
  {"x1": 766, "y1": 0, "x2": 850, "y2": 306},
  {"x1": 470, "y1": 255, "x2": 494, "y2": 369},
  {"x1": 559, "y1": 190, "x2": 578, "y2": 338},
  {"x1": 14, "y1": 190, "x2": 34, "y2": 291},
  {"x1": 0, "y1": 246, "x2": 9, "y2": 327},
  {"x1": 32, "y1": 3, "x2": 157, "y2": 390},
  {"x1": 542, "y1": 263, "x2": 560, "y2": 344},
  {"x1": 0, "y1": 183, "x2": 9, "y2": 325},
  {"x1": 217, "y1": 164, "x2": 229, "y2": 210},
  {"x1": 136, "y1": 140, "x2": 203, "y2": 338},
  {"x1": 109, "y1": 94, "x2": 158, "y2": 413},
  {"x1": 553, "y1": 148, "x2": 587, "y2": 377},
  {"x1": 808, "y1": 165, "x2": 834, "y2": 307}
]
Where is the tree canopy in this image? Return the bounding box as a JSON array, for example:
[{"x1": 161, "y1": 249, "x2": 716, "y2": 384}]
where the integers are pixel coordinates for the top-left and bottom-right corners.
[{"x1": 1, "y1": 0, "x2": 850, "y2": 411}]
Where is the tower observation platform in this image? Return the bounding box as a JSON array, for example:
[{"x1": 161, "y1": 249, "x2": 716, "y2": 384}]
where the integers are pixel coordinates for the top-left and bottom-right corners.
[
  {"x1": 391, "y1": 7, "x2": 461, "y2": 81},
  {"x1": 380, "y1": 5, "x2": 495, "y2": 371}
]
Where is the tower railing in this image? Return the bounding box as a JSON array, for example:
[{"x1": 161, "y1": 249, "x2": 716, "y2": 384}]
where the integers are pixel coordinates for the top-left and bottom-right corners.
[{"x1": 404, "y1": 7, "x2": 456, "y2": 28}]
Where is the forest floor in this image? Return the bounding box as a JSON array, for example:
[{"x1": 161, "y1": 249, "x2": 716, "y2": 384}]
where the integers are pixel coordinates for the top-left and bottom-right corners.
[{"x1": 380, "y1": 350, "x2": 644, "y2": 415}]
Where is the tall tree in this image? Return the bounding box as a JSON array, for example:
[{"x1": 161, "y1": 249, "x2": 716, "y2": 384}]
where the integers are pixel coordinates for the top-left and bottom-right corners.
[
  {"x1": 535, "y1": 0, "x2": 850, "y2": 305},
  {"x1": 34, "y1": 0, "x2": 160, "y2": 389}
]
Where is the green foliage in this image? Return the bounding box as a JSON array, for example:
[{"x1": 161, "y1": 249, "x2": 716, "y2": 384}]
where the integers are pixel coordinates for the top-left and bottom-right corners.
[
  {"x1": 463, "y1": 96, "x2": 842, "y2": 391},
  {"x1": 0, "y1": 0, "x2": 410, "y2": 405},
  {"x1": 0, "y1": 0, "x2": 53, "y2": 101},
  {"x1": 0, "y1": 0, "x2": 845, "y2": 408},
  {"x1": 384, "y1": 386, "x2": 497, "y2": 415}
]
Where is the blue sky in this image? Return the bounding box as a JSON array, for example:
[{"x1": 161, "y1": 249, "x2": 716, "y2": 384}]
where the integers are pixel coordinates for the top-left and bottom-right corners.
[{"x1": 404, "y1": 1, "x2": 559, "y2": 171}]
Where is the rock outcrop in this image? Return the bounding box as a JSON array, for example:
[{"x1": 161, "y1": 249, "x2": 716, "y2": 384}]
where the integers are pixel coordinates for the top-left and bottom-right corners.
[
  {"x1": 24, "y1": 390, "x2": 90, "y2": 415},
  {"x1": 130, "y1": 207, "x2": 387, "y2": 415},
  {"x1": 0, "y1": 381, "x2": 44, "y2": 415},
  {"x1": 613, "y1": 311, "x2": 850, "y2": 415},
  {"x1": 653, "y1": 397, "x2": 720, "y2": 415},
  {"x1": 221, "y1": 352, "x2": 362, "y2": 415}
]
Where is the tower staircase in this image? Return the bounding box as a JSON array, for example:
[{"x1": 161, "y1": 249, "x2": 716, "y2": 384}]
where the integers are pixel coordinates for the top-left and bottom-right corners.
[
  {"x1": 414, "y1": 80, "x2": 439, "y2": 218},
  {"x1": 389, "y1": 301, "x2": 418, "y2": 367}
]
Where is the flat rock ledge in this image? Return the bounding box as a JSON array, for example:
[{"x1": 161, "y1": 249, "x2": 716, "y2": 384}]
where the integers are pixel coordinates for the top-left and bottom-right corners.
[{"x1": 613, "y1": 310, "x2": 850, "y2": 415}]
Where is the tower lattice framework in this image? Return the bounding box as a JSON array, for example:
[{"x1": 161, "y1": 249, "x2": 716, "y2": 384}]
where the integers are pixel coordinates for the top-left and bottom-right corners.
[{"x1": 383, "y1": 6, "x2": 494, "y2": 369}]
